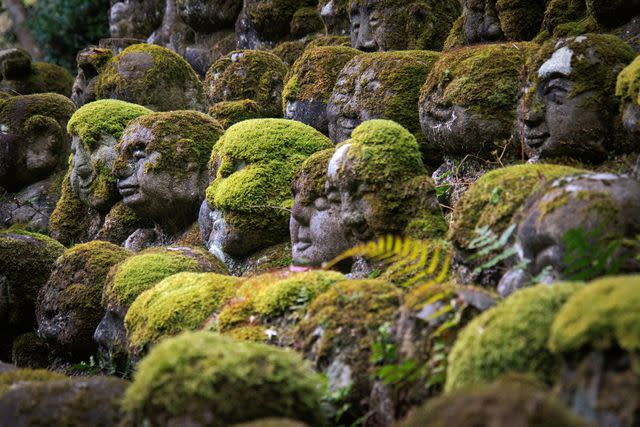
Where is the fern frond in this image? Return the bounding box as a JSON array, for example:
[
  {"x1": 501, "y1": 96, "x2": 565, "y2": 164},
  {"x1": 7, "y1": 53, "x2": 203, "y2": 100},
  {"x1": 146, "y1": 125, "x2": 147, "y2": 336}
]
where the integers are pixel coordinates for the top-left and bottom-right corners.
[{"x1": 324, "y1": 235, "x2": 452, "y2": 288}]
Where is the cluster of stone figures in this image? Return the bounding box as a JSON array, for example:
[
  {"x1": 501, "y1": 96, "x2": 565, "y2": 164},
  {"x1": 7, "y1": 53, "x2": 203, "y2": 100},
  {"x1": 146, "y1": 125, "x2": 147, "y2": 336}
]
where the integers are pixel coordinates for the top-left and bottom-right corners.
[{"x1": 2, "y1": 0, "x2": 640, "y2": 426}]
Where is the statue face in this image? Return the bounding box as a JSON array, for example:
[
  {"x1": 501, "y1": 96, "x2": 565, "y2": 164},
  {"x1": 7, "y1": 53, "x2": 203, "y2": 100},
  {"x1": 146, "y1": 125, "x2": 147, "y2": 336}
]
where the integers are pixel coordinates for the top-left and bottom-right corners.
[
  {"x1": 463, "y1": 0, "x2": 503, "y2": 43},
  {"x1": 70, "y1": 135, "x2": 118, "y2": 211},
  {"x1": 113, "y1": 122, "x2": 207, "y2": 229},
  {"x1": 284, "y1": 100, "x2": 328, "y2": 135},
  {"x1": 320, "y1": 0, "x2": 350, "y2": 36},
  {"x1": 349, "y1": 0, "x2": 394, "y2": 51},
  {"x1": 327, "y1": 62, "x2": 382, "y2": 143},
  {"x1": 519, "y1": 47, "x2": 609, "y2": 162}
]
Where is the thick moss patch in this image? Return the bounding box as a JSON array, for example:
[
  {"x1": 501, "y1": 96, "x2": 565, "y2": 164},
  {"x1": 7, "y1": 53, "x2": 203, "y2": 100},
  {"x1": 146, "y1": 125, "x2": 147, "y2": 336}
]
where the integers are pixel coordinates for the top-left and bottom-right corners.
[
  {"x1": 616, "y1": 56, "x2": 640, "y2": 106},
  {"x1": 0, "y1": 369, "x2": 65, "y2": 395},
  {"x1": 208, "y1": 99, "x2": 263, "y2": 129}
]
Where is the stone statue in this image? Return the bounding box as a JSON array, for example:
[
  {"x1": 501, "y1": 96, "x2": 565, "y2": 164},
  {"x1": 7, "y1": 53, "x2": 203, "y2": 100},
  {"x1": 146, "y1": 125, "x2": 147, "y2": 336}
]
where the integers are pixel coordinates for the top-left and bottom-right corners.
[
  {"x1": 0, "y1": 48, "x2": 74, "y2": 97},
  {"x1": 109, "y1": 0, "x2": 165, "y2": 40},
  {"x1": 319, "y1": 0, "x2": 349, "y2": 36},
  {"x1": 518, "y1": 34, "x2": 635, "y2": 163},
  {"x1": 616, "y1": 55, "x2": 640, "y2": 145},
  {"x1": 113, "y1": 110, "x2": 223, "y2": 250}
]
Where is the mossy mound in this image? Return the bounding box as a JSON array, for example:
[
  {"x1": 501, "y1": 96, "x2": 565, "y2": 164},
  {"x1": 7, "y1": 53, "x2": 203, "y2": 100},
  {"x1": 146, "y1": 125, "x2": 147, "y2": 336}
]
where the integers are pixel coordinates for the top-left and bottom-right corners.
[
  {"x1": 616, "y1": 55, "x2": 640, "y2": 106},
  {"x1": 549, "y1": 275, "x2": 640, "y2": 355},
  {"x1": 48, "y1": 167, "x2": 92, "y2": 245},
  {"x1": 0, "y1": 93, "x2": 75, "y2": 143},
  {"x1": 67, "y1": 100, "x2": 152, "y2": 149},
  {"x1": 282, "y1": 46, "x2": 362, "y2": 107},
  {"x1": 496, "y1": 0, "x2": 548, "y2": 41},
  {"x1": 420, "y1": 42, "x2": 536, "y2": 122},
  {"x1": 123, "y1": 331, "x2": 326, "y2": 426},
  {"x1": 24, "y1": 62, "x2": 74, "y2": 97},
  {"x1": 397, "y1": 375, "x2": 589, "y2": 427},
  {"x1": 125, "y1": 272, "x2": 240, "y2": 359},
  {"x1": 102, "y1": 246, "x2": 227, "y2": 311},
  {"x1": 245, "y1": 0, "x2": 317, "y2": 41},
  {"x1": 293, "y1": 148, "x2": 335, "y2": 205},
  {"x1": 208, "y1": 99, "x2": 263, "y2": 129},
  {"x1": 0, "y1": 228, "x2": 65, "y2": 358},
  {"x1": 0, "y1": 368, "x2": 65, "y2": 395},
  {"x1": 449, "y1": 164, "x2": 584, "y2": 249},
  {"x1": 294, "y1": 279, "x2": 401, "y2": 411},
  {"x1": 445, "y1": 282, "x2": 583, "y2": 392},
  {"x1": 114, "y1": 110, "x2": 224, "y2": 177},
  {"x1": 11, "y1": 332, "x2": 50, "y2": 369},
  {"x1": 305, "y1": 35, "x2": 351, "y2": 49},
  {"x1": 35, "y1": 241, "x2": 131, "y2": 360},
  {"x1": 543, "y1": 0, "x2": 593, "y2": 36},
  {"x1": 290, "y1": 7, "x2": 324, "y2": 38},
  {"x1": 0, "y1": 376, "x2": 129, "y2": 426},
  {"x1": 95, "y1": 43, "x2": 206, "y2": 112},
  {"x1": 271, "y1": 41, "x2": 307, "y2": 67},
  {"x1": 206, "y1": 119, "x2": 332, "y2": 243},
  {"x1": 204, "y1": 50, "x2": 289, "y2": 118}
]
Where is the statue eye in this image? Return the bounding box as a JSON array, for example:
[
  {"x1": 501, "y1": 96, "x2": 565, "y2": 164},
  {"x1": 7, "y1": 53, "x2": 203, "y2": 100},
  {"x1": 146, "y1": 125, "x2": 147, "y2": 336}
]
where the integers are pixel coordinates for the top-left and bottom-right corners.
[
  {"x1": 543, "y1": 78, "x2": 569, "y2": 104},
  {"x1": 314, "y1": 197, "x2": 329, "y2": 211},
  {"x1": 132, "y1": 149, "x2": 146, "y2": 160}
]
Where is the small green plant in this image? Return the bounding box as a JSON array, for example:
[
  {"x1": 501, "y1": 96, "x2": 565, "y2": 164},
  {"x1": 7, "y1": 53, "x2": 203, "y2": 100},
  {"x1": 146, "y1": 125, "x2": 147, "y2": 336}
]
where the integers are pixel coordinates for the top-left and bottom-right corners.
[
  {"x1": 561, "y1": 226, "x2": 625, "y2": 281},
  {"x1": 467, "y1": 224, "x2": 523, "y2": 275},
  {"x1": 321, "y1": 383, "x2": 364, "y2": 427}
]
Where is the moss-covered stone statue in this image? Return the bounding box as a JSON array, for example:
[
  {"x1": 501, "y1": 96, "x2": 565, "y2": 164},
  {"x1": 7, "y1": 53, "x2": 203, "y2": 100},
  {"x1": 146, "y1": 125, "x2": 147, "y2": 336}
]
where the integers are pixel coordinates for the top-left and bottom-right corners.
[
  {"x1": 94, "y1": 43, "x2": 207, "y2": 112},
  {"x1": 0, "y1": 229, "x2": 65, "y2": 360},
  {"x1": 616, "y1": 55, "x2": 640, "y2": 145},
  {"x1": 319, "y1": 0, "x2": 349, "y2": 36},
  {"x1": 0, "y1": 94, "x2": 75, "y2": 230},
  {"x1": 114, "y1": 110, "x2": 224, "y2": 250},
  {"x1": 326, "y1": 51, "x2": 440, "y2": 163},
  {"x1": 49, "y1": 100, "x2": 152, "y2": 246},
  {"x1": 348, "y1": 0, "x2": 461, "y2": 52},
  {"x1": 235, "y1": 0, "x2": 319, "y2": 50},
  {"x1": 205, "y1": 50, "x2": 289, "y2": 119},
  {"x1": 0, "y1": 48, "x2": 74, "y2": 97},
  {"x1": 326, "y1": 121, "x2": 445, "y2": 257},
  {"x1": 397, "y1": 376, "x2": 590, "y2": 427},
  {"x1": 518, "y1": 34, "x2": 635, "y2": 163},
  {"x1": 109, "y1": 0, "x2": 164, "y2": 39},
  {"x1": 549, "y1": 274, "x2": 640, "y2": 427},
  {"x1": 95, "y1": 246, "x2": 227, "y2": 368},
  {"x1": 419, "y1": 42, "x2": 535, "y2": 160},
  {"x1": 283, "y1": 46, "x2": 362, "y2": 135},
  {"x1": 498, "y1": 173, "x2": 640, "y2": 296},
  {"x1": 199, "y1": 118, "x2": 332, "y2": 273},
  {"x1": 70, "y1": 46, "x2": 115, "y2": 108},
  {"x1": 35, "y1": 241, "x2": 131, "y2": 363},
  {"x1": 122, "y1": 331, "x2": 326, "y2": 426}
]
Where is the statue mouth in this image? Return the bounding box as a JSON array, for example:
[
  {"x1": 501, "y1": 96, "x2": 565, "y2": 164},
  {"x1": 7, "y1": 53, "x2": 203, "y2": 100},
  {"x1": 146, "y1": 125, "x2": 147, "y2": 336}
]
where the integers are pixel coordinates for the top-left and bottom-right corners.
[
  {"x1": 524, "y1": 131, "x2": 549, "y2": 148},
  {"x1": 426, "y1": 102, "x2": 453, "y2": 122},
  {"x1": 117, "y1": 183, "x2": 139, "y2": 197},
  {"x1": 293, "y1": 241, "x2": 312, "y2": 252}
]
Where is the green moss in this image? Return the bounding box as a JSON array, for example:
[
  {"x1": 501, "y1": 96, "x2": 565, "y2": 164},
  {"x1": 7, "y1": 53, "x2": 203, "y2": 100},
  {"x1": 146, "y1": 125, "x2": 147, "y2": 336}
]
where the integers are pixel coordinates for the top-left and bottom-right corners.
[
  {"x1": 445, "y1": 282, "x2": 583, "y2": 392},
  {"x1": 224, "y1": 325, "x2": 269, "y2": 343},
  {"x1": 290, "y1": 7, "x2": 324, "y2": 38},
  {"x1": 294, "y1": 279, "x2": 401, "y2": 404},
  {"x1": 496, "y1": 0, "x2": 547, "y2": 41},
  {"x1": 293, "y1": 148, "x2": 335, "y2": 205},
  {"x1": 206, "y1": 119, "x2": 332, "y2": 236},
  {"x1": 204, "y1": 50, "x2": 288, "y2": 118},
  {"x1": 67, "y1": 100, "x2": 151, "y2": 149},
  {"x1": 254, "y1": 270, "x2": 345, "y2": 316},
  {"x1": 125, "y1": 273, "x2": 240, "y2": 358},
  {"x1": 246, "y1": 0, "x2": 317, "y2": 38},
  {"x1": 208, "y1": 99, "x2": 263, "y2": 129},
  {"x1": 449, "y1": 164, "x2": 584, "y2": 249},
  {"x1": 242, "y1": 242, "x2": 294, "y2": 276},
  {"x1": 282, "y1": 46, "x2": 362, "y2": 107},
  {"x1": 420, "y1": 42, "x2": 537, "y2": 121},
  {"x1": 271, "y1": 41, "x2": 307, "y2": 67},
  {"x1": 616, "y1": 56, "x2": 640, "y2": 106},
  {"x1": 549, "y1": 275, "x2": 640, "y2": 355},
  {"x1": 0, "y1": 369, "x2": 65, "y2": 395},
  {"x1": 334, "y1": 51, "x2": 440, "y2": 146},
  {"x1": 0, "y1": 229, "x2": 65, "y2": 357},
  {"x1": 405, "y1": 213, "x2": 449, "y2": 240},
  {"x1": 48, "y1": 167, "x2": 91, "y2": 246},
  {"x1": 25, "y1": 62, "x2": 74, "y2": 97},
  {"x1": 443, "y1": 15, "x2": 465, "y2": 50},
  {"x1": 122, "y1": 331, "x2": 326, "y2": 426},
  {"x1": 398, "y1": 375, "x2": 589, "y2": 427},
  {"x1": 114, "y1": 110, "x2": 224, "y2": 177},
  {"x1": 543, "y1": 0, "x2": 588, "y2": 35},
  {"x1": 11, "y1": 332, "x2": 50, "y2": 369},
  {"x1": 306, "y1": 35, "x2": 351, "y2": 49},
  {"x1": 0, "y1": 93, "x2": 75, "y2": 141},
  {"x1": 95, "y1": 43, "x2": 206, "y2": 112},
  {"x1": 217, "y1": 298, "x2": 257, "y2": 332}
]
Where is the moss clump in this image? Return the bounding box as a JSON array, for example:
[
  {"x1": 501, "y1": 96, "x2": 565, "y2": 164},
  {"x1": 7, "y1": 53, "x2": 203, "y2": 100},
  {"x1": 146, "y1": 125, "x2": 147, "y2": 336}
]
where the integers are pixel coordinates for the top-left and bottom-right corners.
[
  {"x1": 306, "y1": 35, "x2": 351, "y2": 49},
  {"x1": 123, "y1": 331, "x2": 326, "y2": 426},
  {"x1": 246, "y1": 0, "x2": 317, "y2": 40},
  {"x1": 22, "y1": 62, "x2": 74, "y2": 96},
  {"x1": 0, "y1": 93, "x2": 75, "y2": 142},
  {"x1": 11, "y1": 332, "x2": 50, "y2": 369},
  {"x1": 125, "y1": 273, "x2": 240, "y2": 358},
  {"x1": 445, "y1": 282, "x2": 583, "y2": 392},
  {"x1": 543, "y1": 0, "x2": 590, "y2": 35},
  {"x1": 420, "y1": 42, "x2": 537, "y2": 121},
  {"x1": 102, "y1": 246, "x2": 225, "y2": 310},
  {"x1": 0, "y1": 229, "x2": 65, "y2": 358},
  {"x1": 332, "y1": 51, "x2": 439, "y2": 147},
  {"x1": 95, "y1": 43, "x2": 206, "y2": 112},
  {"x1": 67, "y1": 100, "x2": 151, "y2": 149},
  {"x1": 206, "y1": 119, "x2": 332, "y2": 240},
  {"x1": 48, "y1": 166, "x2": 91, "y2": 245},
  {"x1": 224, "y1": 325, "x2": 269, "y2": 343},
  {"x1": 0, "y1": 369, "x2": 65, "y2": 395},
  {"x1": 114, "y1": 110, "x2": 224, "y2": 177},
  {"x1": 35, "y1": 241, "x2": 131, "y2": 359},
  {"x1": 208, "y1": 99, "x2": 263, "y2": 129},
  {"x1": 398, "y1": 375, "x2": 589, "y2": 427},
  {"x1": 495, "y1": 0, "x2": 547, "y2": 41},
  {"x1": 549, "y1": 275, "x2": 640, "y2": 356},
  {"x1": 616, "y1": 56, "x2": 640, "y2": 106},
  {"x1": 282, "y1": 46, "x2": 362, "y2": 107},
  {"x1": 204, "y1": 50, "x2": 288, "y2": 118},
  {"x1": 254, "y1": 270, "x2": 345, "y2": 316},
  {"x1": 271, "y1": 41, "x2": 307, "y2": 67},
  {"x1": 294, "y1": 279, "x2": 401, "y2": 408},
  {"x1": 293, "y1": 148, "x2": 334, "y2": 205},
  {"x1": 290, "y1": 7, "x2": 324, "y2": 38},
  {"x1": 449, "y1": 164, "x2": 584, "y2": 249}
]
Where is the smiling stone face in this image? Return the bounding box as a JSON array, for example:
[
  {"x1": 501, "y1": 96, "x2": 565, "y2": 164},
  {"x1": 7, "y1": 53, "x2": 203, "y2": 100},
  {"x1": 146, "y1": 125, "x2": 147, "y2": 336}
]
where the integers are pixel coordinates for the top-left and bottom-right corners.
[
  {"x1": 519, "y1": 34, "x2": 635, "y2": 163},
  {"x1": 419, "y1": 42, "x2": 534, "y2": 159},
  {"x1": 113, "y1": 111, "x2": 223, "y2": 233},
  {"x1": 348, "y1": 0, "x2": 461, "y2": 52},
  {"x1": 200, "y1": 119, "x2": 332, "y2": 261}
]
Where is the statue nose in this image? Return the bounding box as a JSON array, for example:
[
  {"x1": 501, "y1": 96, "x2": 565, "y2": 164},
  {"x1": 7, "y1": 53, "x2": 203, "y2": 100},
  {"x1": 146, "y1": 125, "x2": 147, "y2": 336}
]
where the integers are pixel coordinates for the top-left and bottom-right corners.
[{"x1": 77, "y1": 165, "x2": 92, "y2": 179}]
